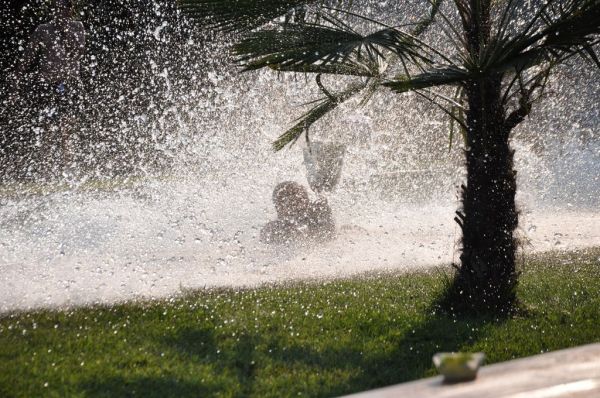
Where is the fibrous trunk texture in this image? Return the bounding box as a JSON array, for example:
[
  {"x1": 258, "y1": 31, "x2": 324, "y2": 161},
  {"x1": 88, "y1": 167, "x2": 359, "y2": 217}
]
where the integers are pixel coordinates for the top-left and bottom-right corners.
[{"x1": 448, "y1": 77, "x2": 519, "y2": 313}]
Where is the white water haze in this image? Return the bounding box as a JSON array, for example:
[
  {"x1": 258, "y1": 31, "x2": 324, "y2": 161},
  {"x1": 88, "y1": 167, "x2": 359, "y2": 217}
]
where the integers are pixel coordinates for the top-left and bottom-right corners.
[{"x1": 0, "y1": 1, "x2": 598, "y2": 312}]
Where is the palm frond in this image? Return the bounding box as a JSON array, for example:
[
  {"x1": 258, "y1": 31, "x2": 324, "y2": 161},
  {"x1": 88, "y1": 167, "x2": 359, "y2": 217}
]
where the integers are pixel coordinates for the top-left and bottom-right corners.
[
  {"x1": 384, "y1": 66, "x2": 468, "y2": 93},
  {"x1": 269, "y1": 62, "x2": 378, "y2": 76},
  {"x1": 413, "y1": 90, "x2": 467, "y2": 132},
  {"x1": 321, "y1": 6, "x2": 458, "y2": 65},
  {"x1": 235, "y1": 22, "x2": 431, "y2": 75},
  {"x1": 486, "y1": 0, "x2": 600, "y2": 74},
  {"x1": 358, "y1": 78, "x2": 382, "y2": 107},
  {"x1": 448, "y1": 85, "x2": 466, "y2": 151},
  {"x1": 580, "y1": 43, "x2": 600, "y2": 68},
  {"x1": 272, "y1": 82, "x2": 365, "y2": 151}
]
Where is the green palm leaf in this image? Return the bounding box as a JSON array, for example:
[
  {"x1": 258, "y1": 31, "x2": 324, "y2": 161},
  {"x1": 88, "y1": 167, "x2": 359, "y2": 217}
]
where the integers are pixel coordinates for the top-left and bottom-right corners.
[
  {"x1": 269, "y1": 62, "x2": 379, "y2": 77},
  {"x1": 235, "y1": 23, "x2": 431, "y2": 74},
  {"x1": 485, "y1": 0, "x2": 600, "y2": 74},
  {"x1": 384, "y1": 66, "x2": 468, "y2": 93},
  {"x1": 272, "y1": 82, "x2": 365, "y2": 151}
]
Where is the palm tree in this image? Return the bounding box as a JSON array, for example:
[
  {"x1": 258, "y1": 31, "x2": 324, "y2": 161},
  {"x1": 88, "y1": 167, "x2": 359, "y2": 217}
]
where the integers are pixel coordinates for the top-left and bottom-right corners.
[{"x1": 179, "y1": 0, "x2": 600, "y2": 313}]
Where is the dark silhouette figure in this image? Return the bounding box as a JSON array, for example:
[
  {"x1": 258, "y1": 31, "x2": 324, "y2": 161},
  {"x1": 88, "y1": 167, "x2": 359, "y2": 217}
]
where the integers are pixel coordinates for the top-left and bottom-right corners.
[
  {"x1": 10, "y1": 0, "x2": 85, "y2": 177},
  {"x1": 260, "y1": 181, "x2": 335, "y2": 245}
]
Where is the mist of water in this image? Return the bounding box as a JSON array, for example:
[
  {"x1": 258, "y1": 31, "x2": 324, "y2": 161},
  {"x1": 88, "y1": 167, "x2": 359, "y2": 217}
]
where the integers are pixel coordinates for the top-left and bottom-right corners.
[{"x1": 0, "y1": 1, "x2": 598, "y2": 312}]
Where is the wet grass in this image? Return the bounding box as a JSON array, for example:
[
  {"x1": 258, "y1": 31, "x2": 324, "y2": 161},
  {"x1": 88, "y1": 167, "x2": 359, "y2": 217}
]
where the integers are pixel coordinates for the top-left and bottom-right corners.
[{"x1": 1, "y1": 248, "x2": 599, "y2": 397}]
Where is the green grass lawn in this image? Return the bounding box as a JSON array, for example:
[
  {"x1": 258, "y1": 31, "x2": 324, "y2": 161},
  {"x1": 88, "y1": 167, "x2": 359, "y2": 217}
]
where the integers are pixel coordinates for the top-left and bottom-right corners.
[{"x1": 1, "y1": 249, "x2": 599, "y2": 398}]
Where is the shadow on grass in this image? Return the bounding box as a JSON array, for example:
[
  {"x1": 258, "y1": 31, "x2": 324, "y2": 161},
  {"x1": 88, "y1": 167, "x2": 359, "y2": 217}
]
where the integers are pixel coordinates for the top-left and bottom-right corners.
[
  {"x1": 79, "y1": 309, "x2": 501, "y2": 397},
  {"x1": 80, "y1": 326, "x2": 260, "y2": 398},
  {"x1": 80, "y1": 376, "x2": 221, "y2": 398},
  {"x1": 281, "y1": 312, "x2": 497, "y2": 397},
  {"x1": 168, "y1": 327, "x2": 260, "y2": 396}
]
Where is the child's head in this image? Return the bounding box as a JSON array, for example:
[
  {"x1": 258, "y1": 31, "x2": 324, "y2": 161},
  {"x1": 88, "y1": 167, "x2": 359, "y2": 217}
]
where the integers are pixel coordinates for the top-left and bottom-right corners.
[{"x1": 272, "y1": 181, "x2": 310, "y2": 220}]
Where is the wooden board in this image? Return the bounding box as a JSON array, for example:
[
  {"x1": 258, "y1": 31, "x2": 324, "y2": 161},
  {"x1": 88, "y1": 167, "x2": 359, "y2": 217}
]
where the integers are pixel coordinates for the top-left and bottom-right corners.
[{"x1": 344, "y1": 343, "x2": 600, "y2": 398}]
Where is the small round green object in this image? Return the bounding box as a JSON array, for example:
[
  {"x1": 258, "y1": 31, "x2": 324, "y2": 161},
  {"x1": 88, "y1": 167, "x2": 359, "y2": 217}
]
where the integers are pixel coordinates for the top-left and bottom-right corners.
[{"x1": 433, "y1": 352, "x2": 485, "y2": 383}]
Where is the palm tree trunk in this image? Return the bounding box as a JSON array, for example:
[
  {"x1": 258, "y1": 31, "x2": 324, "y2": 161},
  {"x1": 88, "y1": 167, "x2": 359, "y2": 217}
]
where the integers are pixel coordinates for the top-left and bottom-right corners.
[{"x1": 450, "y1": 76, "x2": 519, "y2": 312}]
